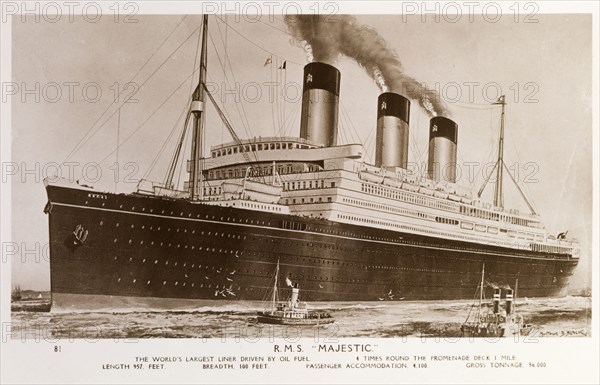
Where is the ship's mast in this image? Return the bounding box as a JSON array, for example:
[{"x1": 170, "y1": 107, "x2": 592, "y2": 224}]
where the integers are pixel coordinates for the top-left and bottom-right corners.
[
  {"x1": 189, "y1": 15, "x2": 209, "y2": 200},
  {"x1": 272, "y1": 260, "x2": 280, "y2": 313},
  {"x1": 493, "y1": 96, "x2": 506, "y2": 208},
  {"x1": 479, "y1": 263, "x2": 485, "y2": 311}
]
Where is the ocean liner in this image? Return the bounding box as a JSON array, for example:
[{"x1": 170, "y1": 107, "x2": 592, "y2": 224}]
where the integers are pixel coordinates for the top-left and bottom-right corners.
[{"x1": 44, "y1": 15, "x2": 579, "y2": 309}]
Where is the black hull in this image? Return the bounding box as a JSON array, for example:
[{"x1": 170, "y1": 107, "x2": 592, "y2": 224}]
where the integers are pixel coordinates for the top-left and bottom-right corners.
[
  {"x1": 256, "y1": 314, "x2": 335, "y2": 326},
  {"x1": 45, "y1": 185, "x2": 578, "y2": 305}
]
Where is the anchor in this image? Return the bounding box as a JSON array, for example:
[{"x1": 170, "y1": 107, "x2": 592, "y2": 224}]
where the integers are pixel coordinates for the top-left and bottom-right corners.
[{"x1": 72, "y1": 224, "x2": 88, "y2": 245}]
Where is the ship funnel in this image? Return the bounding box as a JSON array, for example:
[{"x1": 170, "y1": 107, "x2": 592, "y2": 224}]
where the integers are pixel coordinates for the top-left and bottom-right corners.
[
  {"x1": 505, "y1": 288, "x2": 514, "y2": 315},
  {"x1": 300, "y1": 62, "x2": 340, "y2": 147},
  {"x1": 290, "y1": 283, "x2": 300, "y2": 304},
  {"x1": 493, "y1": 288, "x2": 501, "y2": 314},
  {"x1": 427, "y1": 117, "x2": 458, "y2": 183},
  {"x1": 375, "y1": 92, "x2": 411, "y2": 169}
]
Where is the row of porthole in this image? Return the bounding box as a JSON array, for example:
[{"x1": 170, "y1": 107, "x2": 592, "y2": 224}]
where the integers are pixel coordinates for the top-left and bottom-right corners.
[
  {"x1": 112, "y1": 236, "x2": 246, "y2": 247},
  {"x1": 93, "y1": 201, "x2": 279, "y2": 226},
  {"x1": 116, "y1": 278, "x2": 242, "y2": 290},
  {"x1": 103, "y1": 222, "x2": 248, "y2": 241},
  {"x1": 115, "y1": 278, "x2": 270, "y2": 292},
  {"x1": 114, "y1": 256, "x2": 234, "y2": 271}
]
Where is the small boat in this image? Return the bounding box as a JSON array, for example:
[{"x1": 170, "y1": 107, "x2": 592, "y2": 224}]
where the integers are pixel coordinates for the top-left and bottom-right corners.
[
  {"x1": 255, "y1": 260, "x2": 334, "y2": 326},
  {"x1": 11, "y1": 285, "x2": 22, "y2": 302},
  {"x1": 460, "y1": 264, "x2": 533, "y2": 338}
]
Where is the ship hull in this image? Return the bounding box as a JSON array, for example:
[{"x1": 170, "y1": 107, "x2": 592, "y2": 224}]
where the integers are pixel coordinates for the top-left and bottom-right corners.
[
  {"x1": 256, "y1": 313, "x2": 335, "y2": 326},
  {"x1": 45, "y1": 184, "x2": 578, "y2": 309}
]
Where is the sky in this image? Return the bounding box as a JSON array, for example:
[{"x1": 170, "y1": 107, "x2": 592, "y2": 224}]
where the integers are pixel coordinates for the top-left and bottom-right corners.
[{"x1": 8, "y1": 11, "x2": 593, "y2": 291}]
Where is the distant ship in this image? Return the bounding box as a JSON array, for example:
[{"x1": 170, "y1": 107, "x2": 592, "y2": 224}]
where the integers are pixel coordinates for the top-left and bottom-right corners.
[
  {"x1": 44, "y1": 15, "x2": 579, "y2": 309},
  {"x1": 11, "y1": 285, "x2": 22, "y2": 302}
]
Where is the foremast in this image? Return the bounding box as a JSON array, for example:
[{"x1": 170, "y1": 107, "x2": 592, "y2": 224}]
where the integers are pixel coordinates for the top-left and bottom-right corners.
[{"x1": 189, "y1": 15, "x2": 209, "y2": 200}]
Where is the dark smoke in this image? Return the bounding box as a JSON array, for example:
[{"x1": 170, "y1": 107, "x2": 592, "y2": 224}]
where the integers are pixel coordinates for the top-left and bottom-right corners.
[
  {"x1": 486, "y1": 281, "x2": 512, "y2": 290},
  {"x1": 284, "y1": 15, "x2": 448, "y2": 117}
]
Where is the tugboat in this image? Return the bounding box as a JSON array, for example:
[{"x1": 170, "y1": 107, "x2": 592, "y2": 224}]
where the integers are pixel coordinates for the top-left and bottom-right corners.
[
  {"x1": 461, "y1": 264, "x2": 534, "y2": 337},
  {"x1": 255, "y1": 260, "x2": 334, "y2": 326}
]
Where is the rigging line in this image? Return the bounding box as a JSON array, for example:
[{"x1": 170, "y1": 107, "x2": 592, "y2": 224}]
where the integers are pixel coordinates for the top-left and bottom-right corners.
[
  {"x1": 209, "y1": 28, "x2": 253, "y2": 139},
  {"x1": 63, "y1": 15, "x2": 188, "y2": 163},
  {"x1": 283, "y1": 65, "x2": 287, "y2": 136},
  {"x1": 224, "y1": 15, "x2": 228, "y2": 83},
  {"x1": 281, "y1": 99, "x2": 301, "y2": 137},
  {"x1": 188, "y1": 21, "x2": 203, "y2": 96},
  {"x1": 163, "y1": 103, "x2": 192, "y2": 188},
  {"x1": 270, "y1": 60, "x2": 277, "y2": 135},
  {"x1": 452, "y1": 104, "x2": 495, "y2": 111},
  {"x1": 175, "y1": 108, "x2": 194, "y2": 191},
  {"x1": 276, "y1": 64, "x2": 282, "y2": 137},
  {"x1": 162, "y1": 22, "x2": 203, "y2": 188},
  {"x1": 115, "y1": 108, "x2": 120, "y2": 192},
  {"x1": 453, "y1": 100, "x2": 498, "y2": 107},
  {"x1": 410, "y1": 113, "x2": 427, "y2": 171},
  {"x1": 143, "y1": 98, "x2": 191, "y2": 181},
  {"x1": 214, "y1": 15, "x2": 303, "y2": 67},
  {"x1": 507, "y1": 120, "x2": 539, "y2": 213},
  {"x1": 256, "y1": 18, "x2": 293, "y2": 35},
  {"x1": 276, "y1": 59, "x2": 283, "y2": 134},
  {"x1": 202, "y1": 82, "x2": 259, "y2": 163},
  {"x1": 362, "y1": 127, "x2": 375, "y2": 164},
  {"x1": 340, "y1": 101, "x2": 364, "y2": 145},
  {"x1": 97, "y1": 69, "x2": 198, "y2": 166},
  {"x1": 502, "y1": 159, "x2": 537, "y2": 214},
  {"x1": 287, "y1": 101, "x2": 302, "y2": 137},
  {"x1": 338, "y1": 103, "x2": 351, "y2": 144},
  {"x1": 338, "y1": 115, "x2": 347, "y2": 145},
  {"x1": 149, "y1": 23, "x2": 199, "y2": 184},
  {"x1": 66, "y1": 19, "x2": 204, "y2": 162},
  {"x1": 281, "y1": 62, "x2": 287, "y2": 136},
  {"x1": 337, "y1": 103, "x2": 355, "y2": 145}
]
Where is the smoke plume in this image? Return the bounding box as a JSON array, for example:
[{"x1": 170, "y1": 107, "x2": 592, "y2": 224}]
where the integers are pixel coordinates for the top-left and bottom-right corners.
[
  {"x1": 285, "y1": 15, "x2": 448, "y2": 117},
  {"x1": 486, "y1": 281, "x2": 512, "y2": 290}
]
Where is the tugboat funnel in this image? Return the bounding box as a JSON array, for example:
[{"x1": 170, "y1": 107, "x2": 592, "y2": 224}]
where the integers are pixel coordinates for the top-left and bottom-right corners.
[
  {"x1": 493, "y1": 288, "x2": 501, "y2": 314},
  {"x1": 505, "y1": 288, "x2": 514, "y2": 315},
  {"x1": 291, "y1": 283, "x2": 300, "y2": 304}
]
